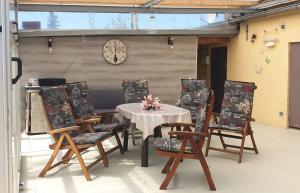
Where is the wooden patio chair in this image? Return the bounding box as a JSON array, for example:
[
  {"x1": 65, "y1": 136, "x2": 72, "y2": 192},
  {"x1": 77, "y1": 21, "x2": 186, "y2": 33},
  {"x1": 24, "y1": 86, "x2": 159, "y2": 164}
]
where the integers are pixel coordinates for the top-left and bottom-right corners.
[
  {"x1": 39, "y1": 86, "x2": 115, "y2": 181},
  {"x1": 205, "y1": 80, "x2": 259, "y2": 163},
  {"x1": 169, "y1": 79, "x2": 209, "y2": 137},
  {"x1": 122, "y1": 79, "x2": 149, "y2": 146},
  {"x1": 66, "y1": 82, "x2": 124, "y2": 154},
  {"x1": 154, "y1": 84, "x2": 216, "y2": 190}
]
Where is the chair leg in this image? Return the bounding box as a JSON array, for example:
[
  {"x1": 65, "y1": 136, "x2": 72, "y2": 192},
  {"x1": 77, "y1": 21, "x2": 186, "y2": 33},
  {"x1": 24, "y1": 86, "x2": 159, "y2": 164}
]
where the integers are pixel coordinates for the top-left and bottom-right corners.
[
  {"x1": 39, "y1": 136, "x2": 64, "y2": 177},
  {"x1": 123, "y1": 128, "x2": 129, "y2": 151},
  {"x1": 62, "y1": 150, "x2": 74, "y2": 164},
  {"x1": 114, "y1": 132, "x2": 124, "y2": 154},
  {"x1": 160, "y1": 138, "x2": 190, "y2": 190},
  {"x1": 65, "y1": 134, "x2": 92, "y2": 181},
  {"x1": 218, "y1": 130, "x2": 227, "y2": 149},
  {"x1": 197, "y1": 151, "x2": 216, "y2": 191},
  {"x1": 161, "y1": 157, "x2": 175, "y2": 174},
  {"x1": 190, "y1": 139, "x2": 216, "y2": 191},
  {"x1": 250, "y1": 131, "x2": 259, "y2": 154},
  {"x1": 96, "y1": 143, "x2": 109, "y2": 167},
  {"x1": 130, "y1": 123, "x2": 136, "y2": 146},
  {"x1": 160, "y1": 156, "x2": 182, "y2": 190},
  {"x1": 205, "y1": 130, "x2": 212, "y2": 157},
  {"x1": 238, "y1": 135, "x2": 246, "y2": 164}
]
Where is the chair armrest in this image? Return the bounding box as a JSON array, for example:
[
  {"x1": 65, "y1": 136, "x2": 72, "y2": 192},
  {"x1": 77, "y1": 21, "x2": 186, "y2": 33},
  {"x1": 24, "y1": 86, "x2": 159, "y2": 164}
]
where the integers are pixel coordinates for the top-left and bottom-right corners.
[
  {"x1": 76, "y1": 117, "x2": 101, "y2": 124},
  {"x1": 96, "y1": 111, "x2": 117, "y2": 117},
  {"x1": 96, "y1": 111, "x2": 119, "y2": 123},
  {"x1": 89, "y1": 115, "x2": 102, "y2": 119},
  {"x1": 212, "y1": 112, "x2": 220, "y2": 116},
  {"x1": 249, "y1": 117, "x2": 255, "y2": 121},
  {"x1": 166, "y1": 123, "x2": 195, "y2": 127},
  {"x1": 48, "y1": 126, "x2": 81, "y2": 134},
  {"x1": 168, "y1": 131, "x2": 208, "y2": 137}
]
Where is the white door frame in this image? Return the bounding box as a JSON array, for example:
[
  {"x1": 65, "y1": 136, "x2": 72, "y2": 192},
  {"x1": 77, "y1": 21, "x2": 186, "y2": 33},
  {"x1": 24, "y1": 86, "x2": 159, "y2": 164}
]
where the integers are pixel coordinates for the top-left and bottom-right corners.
[{"x1": 0, "y1": 0, "x2": 13, "y2": 192}]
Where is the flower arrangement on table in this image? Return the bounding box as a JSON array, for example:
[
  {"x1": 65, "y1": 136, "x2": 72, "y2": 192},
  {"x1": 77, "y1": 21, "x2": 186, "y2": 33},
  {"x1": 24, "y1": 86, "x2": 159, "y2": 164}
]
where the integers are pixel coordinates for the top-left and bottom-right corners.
[{"x1": 141, "y1": 94, "x2": 161, "y2": 110}]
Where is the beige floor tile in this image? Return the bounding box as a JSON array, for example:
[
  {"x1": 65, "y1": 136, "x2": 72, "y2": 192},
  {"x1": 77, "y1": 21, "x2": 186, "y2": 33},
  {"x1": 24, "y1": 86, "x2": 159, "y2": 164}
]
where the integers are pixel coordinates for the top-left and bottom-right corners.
[{"x1": 20, "y1": 123, "x2": 300, "y2": 193}]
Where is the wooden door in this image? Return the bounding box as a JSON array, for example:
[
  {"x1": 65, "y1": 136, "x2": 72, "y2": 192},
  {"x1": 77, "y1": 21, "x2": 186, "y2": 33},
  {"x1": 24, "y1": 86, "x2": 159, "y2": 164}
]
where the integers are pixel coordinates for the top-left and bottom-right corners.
[{"x1": 289, "y1": 43, "x2": 300, "y2": 128}]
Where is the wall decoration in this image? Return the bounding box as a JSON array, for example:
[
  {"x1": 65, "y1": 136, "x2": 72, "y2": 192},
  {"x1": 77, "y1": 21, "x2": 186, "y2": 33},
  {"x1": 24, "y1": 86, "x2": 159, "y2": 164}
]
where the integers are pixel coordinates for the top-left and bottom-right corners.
[
  {"x1": 263, "y1": 29, "x2": 278, "y2": 48},
  {"x1": 265, "y1": 57, "x2": 271, "y2": 64},
  {"x1": 255, "y1": 64, "x2": 263, "y2": 75},
  {"x1": 103, "y1": 39, "x2": 127, "y2": 64}
]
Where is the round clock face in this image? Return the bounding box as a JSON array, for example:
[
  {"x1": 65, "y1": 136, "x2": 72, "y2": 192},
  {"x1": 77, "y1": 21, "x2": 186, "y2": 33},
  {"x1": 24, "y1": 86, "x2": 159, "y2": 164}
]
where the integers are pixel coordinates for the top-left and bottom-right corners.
[{"x1": 103, "y1": 39, "x2": 127, "y2": 64}]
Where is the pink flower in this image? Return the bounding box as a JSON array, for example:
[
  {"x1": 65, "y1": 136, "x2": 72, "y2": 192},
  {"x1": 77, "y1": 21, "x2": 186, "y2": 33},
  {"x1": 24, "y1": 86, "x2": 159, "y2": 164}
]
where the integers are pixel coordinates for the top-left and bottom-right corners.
[{"x1": 142, "y1": 94, "x2": 161, "y2": 110}]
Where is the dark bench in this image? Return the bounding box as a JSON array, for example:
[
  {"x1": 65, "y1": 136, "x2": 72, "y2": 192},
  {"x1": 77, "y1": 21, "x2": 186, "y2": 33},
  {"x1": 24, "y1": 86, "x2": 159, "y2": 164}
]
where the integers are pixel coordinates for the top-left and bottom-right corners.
[
  {"x1": 89, "y1": 88, "x2": 125, "y2": 124},
  {"x1": 89, "y1": 88, "x2": 125, "y2": 112}
]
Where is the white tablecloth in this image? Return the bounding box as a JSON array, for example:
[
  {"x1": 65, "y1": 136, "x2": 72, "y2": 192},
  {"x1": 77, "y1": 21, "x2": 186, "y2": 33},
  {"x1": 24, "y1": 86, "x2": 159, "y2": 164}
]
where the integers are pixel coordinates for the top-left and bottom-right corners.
[{"x1": 115, "y1": 103, "x2": 192, "y2": 139}]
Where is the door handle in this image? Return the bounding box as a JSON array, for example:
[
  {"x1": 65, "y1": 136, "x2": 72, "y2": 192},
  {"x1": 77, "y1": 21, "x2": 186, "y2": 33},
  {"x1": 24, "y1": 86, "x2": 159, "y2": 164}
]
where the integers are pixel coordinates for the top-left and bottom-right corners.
[
  {"x1": 12, "y1": 57, "x2": 22, "y2": 84},
  {"x1": 11, "y1": 22, "x2": 20, "y2": 46}
]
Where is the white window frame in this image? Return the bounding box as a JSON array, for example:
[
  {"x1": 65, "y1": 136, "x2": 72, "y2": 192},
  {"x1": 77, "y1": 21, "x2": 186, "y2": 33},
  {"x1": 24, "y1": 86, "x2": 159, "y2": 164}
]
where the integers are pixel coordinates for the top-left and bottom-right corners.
[{"x1": 0, "y1": 0, "x2": 13, "y2": 192}]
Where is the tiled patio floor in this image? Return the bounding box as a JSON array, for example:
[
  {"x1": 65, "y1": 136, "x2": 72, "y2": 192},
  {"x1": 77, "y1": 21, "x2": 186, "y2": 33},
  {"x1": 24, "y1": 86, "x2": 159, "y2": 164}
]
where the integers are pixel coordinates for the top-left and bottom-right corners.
[{"x1": 20, "y1": 123, "x2": 300, "y2": 193}]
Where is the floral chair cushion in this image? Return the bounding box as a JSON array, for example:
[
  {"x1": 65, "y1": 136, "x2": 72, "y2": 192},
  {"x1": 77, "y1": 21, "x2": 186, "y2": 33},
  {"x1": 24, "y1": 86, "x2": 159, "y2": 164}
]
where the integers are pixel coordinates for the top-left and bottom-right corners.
[
  {"x1": 67, "y1": 82, "x2": 96, "y2": 119},
  {"x1": 179, "y1": 79, "x2": 210, "y2": 122},
  {"x1": 67, "y1": 82, "x2": 125, "y2": 132},
  {"x1": 41, "y1": 86, "x2": 79, "y2": 140},
  {"x1": 154, "y1": 137, "x2": 193, "y2": 153},
  {"x1": 122, "y1": 80, "x2": 149, "y2": 103},
  {"x1": 155, "y1": 82, "x2": 211, "y2": 153},
  {"x1": 217, "y1": 81, "x2": 257, "y2": 130},
  {"x1": 93, "y1": 122, "x2": 122, "y2": 132},
  {"x1": 72, "y1": 131, "x2": 111, "y2": 145}
]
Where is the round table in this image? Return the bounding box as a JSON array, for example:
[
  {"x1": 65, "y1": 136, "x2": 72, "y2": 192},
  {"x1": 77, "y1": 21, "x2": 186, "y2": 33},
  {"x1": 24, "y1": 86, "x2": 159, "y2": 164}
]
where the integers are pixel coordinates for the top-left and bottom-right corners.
[{"x1": 116, "y1": 103, "x2": 191, "y2": 167}]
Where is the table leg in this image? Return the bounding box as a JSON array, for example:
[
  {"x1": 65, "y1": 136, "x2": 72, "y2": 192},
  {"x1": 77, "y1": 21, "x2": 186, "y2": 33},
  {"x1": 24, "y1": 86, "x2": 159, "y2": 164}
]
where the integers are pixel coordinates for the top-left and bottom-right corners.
[
  {"x1": 123, "y1": 128, "x2": 129, "y2": 152},
  {"x1": 141, "y1": 137, "x2": 149, "y2": 167},
  {"x1": 154, "y1": 126, "x2": 162, "y2": 138}
]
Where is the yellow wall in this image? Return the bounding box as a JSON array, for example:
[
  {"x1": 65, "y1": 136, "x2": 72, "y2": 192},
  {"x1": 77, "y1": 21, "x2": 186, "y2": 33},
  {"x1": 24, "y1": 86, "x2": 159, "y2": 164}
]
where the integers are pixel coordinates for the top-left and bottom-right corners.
[{"x1": 228, "y1": 10, "x2": 300, "y2": 128}]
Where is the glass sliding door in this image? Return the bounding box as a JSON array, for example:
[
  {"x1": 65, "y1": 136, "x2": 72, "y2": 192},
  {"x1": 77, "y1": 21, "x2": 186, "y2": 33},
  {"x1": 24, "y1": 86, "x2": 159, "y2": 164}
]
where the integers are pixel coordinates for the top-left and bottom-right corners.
[
  {"x1": 0, "y1": 0, "x2": 21, "y2": 193},
  {"x1": 10, "y1": 1, "x2": 21, "y2": 193}
]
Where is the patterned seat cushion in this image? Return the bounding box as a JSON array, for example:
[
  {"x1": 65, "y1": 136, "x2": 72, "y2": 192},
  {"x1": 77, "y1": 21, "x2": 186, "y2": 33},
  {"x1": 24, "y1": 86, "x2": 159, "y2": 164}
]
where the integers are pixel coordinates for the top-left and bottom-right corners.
[
  {"x1": 67, "y1": 82, "x2": 97, "y2": 119},
  {"x1": 67, "y1": 82, "x2": 127, "y2": 131},
  {"x1": 217, "y1": 81, "x2": 256, "y2": 130},
  {"x1": 72, "y1": 132, "x2": 111, "y2": 145},
  {"x1": 155, "y1": 80, "x2": 212, "y2": 154},
  {"x1": 122, "y1": 80, "x2": 149, "y2": 103},
  {"x1": 41, "y1": 86, "x2": 79, "y2": 141},
  {"x1": 179, "y1": 79, "x2": 210, "y2": 122},
  {"x1": 94, "y1": 123, "x2": 122, "y2": 132},
  {"x1": 209, "y1": 124, "x2": 243, "y2": 131},
  {"x1": 154, "y1": 137, "x2": 193, "y2": 153}
]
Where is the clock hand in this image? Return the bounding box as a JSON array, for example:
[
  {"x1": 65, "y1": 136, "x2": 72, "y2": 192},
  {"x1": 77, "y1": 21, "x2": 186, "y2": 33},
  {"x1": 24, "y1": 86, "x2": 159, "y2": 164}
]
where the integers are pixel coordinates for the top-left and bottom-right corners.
[
  {"x1": 114, "y1": 55, "x2": 118, "y2": 63},
  {"x1": 114, "y1": 45, "x2": 118, "y2": 63},
  {"x1": 113, "y1": 44, "x2": 118, "y2": 63}
]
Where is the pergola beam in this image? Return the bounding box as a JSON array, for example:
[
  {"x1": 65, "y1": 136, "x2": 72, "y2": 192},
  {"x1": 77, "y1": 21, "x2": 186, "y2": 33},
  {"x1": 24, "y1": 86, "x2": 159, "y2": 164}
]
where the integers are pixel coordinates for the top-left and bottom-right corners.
[
  {"x1": 141, "y1": 0, "x2": 165, "y2": 7},
  {"x1": 19, "y1": 26, "x2": 238, "y2": 37},
  {"x1": 19, "y1": 0, "x2": 260, "y2": 8},
  {"x1": 18, "y1": 4, "x2": 257, "y2": 14}
]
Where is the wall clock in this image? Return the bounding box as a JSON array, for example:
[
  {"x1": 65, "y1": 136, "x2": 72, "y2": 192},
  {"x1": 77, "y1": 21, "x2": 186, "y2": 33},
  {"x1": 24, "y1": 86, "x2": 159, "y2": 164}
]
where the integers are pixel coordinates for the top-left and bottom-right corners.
[{"x1": 103, "y1": 39, "x2": 127, "y2": 64}]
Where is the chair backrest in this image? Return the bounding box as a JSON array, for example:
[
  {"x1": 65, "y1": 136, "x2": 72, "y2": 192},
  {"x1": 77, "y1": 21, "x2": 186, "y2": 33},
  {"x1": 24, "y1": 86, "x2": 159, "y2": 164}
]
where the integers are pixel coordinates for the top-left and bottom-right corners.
[
  {"x1": 180, "y1": 79, "x2": 209, "y2": 121},
  {"x1": 219, "y1": 80, "x2": 257, "y2": 128},
  {"x1": 40, "y1": 86, "x2": 78, "y2": 141},
  {"x1": 122, "y1": 80, "x2": 149, "y2": 103},
  {"x1": 66, "y1": 82, "x2": 97, "y2": 119},
  {"x1": 190, "y1": 85, "x2": 214, "y2": 145}
]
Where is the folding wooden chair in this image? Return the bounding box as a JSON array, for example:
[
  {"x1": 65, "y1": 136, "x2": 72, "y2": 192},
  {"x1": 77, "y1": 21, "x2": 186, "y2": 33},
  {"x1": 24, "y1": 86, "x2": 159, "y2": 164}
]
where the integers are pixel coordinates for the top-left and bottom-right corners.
[
  {"x1": 205, "y1": 80, "x2": 259, "y2": 163},
  {"x1": 66, "y1": 82, "x2": 124, "y2": 154},
  {"x1": 39, "y1": 86, "x2": 115, "y2": 181},
  {"x1": 169, "y1": 79, "x2": 209, "y2": 137},
  {"x1": 154, "y1": 83, "x2": 216, "y2": 190},
  {"x1": 122, "y1": 79, "x2": 149, "y2": 146}
]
